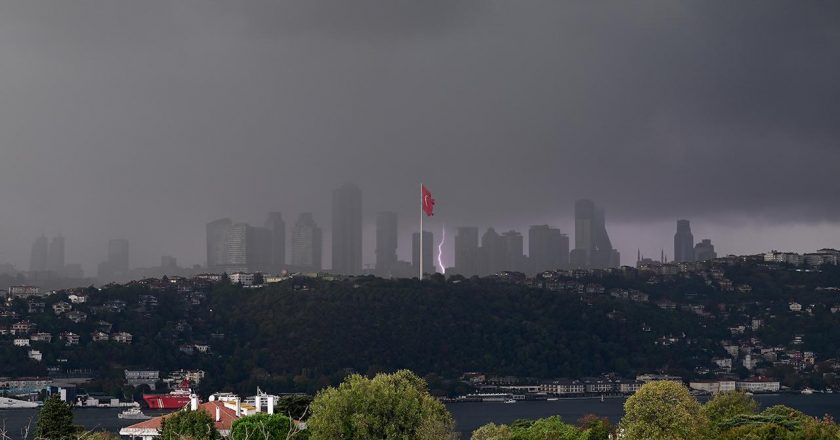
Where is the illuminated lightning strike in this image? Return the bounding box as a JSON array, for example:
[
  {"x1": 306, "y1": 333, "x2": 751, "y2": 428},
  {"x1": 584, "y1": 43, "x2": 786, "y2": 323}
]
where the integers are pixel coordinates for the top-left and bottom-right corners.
[{"x1": 437, "y1": 224, "x2": 446, "y2": 274}]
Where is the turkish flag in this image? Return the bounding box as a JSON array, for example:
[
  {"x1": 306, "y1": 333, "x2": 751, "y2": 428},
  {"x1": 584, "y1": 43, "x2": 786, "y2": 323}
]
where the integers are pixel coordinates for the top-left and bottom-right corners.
[{"x1": 422, "y1": 185, "x2": 435, "y2": 216}]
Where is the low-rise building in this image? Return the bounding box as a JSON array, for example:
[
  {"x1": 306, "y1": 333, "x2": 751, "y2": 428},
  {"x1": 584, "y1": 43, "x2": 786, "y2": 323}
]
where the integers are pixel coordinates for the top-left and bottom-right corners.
[{"x1": 736, "y1": 378, "x2": 780, "y2": 393}]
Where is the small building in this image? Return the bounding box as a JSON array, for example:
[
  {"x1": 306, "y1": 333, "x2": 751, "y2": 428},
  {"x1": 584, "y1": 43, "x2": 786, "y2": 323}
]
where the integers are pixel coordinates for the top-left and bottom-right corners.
[
  {"x1": 112, "y1": 332, "x2": 133, "y2": 344},
  {"x1": 736, "y1": 378, "x2": 780, "y2": 393}
]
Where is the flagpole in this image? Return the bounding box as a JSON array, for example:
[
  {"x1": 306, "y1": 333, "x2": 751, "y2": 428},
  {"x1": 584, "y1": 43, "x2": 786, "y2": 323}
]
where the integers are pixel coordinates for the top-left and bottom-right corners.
[{"x1": 420, "y1": 183, "x2": 423, "y2": 281}]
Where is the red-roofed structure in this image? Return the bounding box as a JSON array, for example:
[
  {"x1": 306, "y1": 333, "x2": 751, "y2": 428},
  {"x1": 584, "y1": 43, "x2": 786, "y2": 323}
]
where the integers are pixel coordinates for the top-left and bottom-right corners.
[{"x1": 119, "y1": 400, "x2": 238, "y2": 439}]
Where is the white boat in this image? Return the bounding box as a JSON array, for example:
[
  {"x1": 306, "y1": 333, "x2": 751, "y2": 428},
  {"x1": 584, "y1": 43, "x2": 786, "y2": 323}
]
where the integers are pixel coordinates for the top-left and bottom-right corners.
[
  {"x1": 118, "y1": 407, "x2": 151, "y2": 420},
  {"x1": 503, "y1": 399, "x2": 516, "y2": 404},
  {"x1": 547, "y1": 398, "x2": 559, "y2": 401},
  {"x1": 0, "y1": 397, "x2": 39, "y2": 409},
  {"x1": 801, "y1": 388, "x2": 815, "y2": 395}
]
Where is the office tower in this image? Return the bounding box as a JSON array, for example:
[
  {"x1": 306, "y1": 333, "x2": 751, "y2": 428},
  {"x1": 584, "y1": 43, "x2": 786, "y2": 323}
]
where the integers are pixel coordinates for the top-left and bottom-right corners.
[
  {"x1": 206, "y1": 218, "x2": 232, "y2": 271},
  {"x1": 29, "y1": 235, "x2": 48, "y2": 273},
  {"x1": 108, "y1": 239, "x2": 130, "y2": 273},
  {"x1": 161, "y1": 255, "x2": 177, "y2": 270},
  {"x1": 454, "y1": 227, "x2": 480, "y2": 277},
  {"x1": 375, "y1": 212, "x2": 398, "y2": 276},
  {"x1": 291, "y1": 213, "x2": 322, "y2": 271},
  {"x1": 223, "y1": 223, "x2": 249, "y2": 273},
  {"x1": 332, "y1": 183, "x2": 363, "y2": 275},
  {"x1": 572, "y1": 199, "x2": 620, "y2": 269},
  {"x1": 695, "y1": 239, "x2": 717, "y2": 262},
  {"x1": 673, "y1": 219, "x2": 695, "y2": 263},
  {"x1": 412, "y1": 230, "x2": 435, "y2": 275},
  {"x1": 480, "y1": 228, "x2": 504, "y2": 275},
  {"x1": 501, "y1": 230, "x2": 526, "y2": 273},
  {"x1": 47, "y1": 235, "x2": 65, "y2": 274},
  {"x1": 246, "y1": 226, "x2": 273, "y2": 273},
  {"x1": 529, "y1": 225, "x2": 569, "y2": 274},
  {"x1": 264, "y1": 212, "x2": 286, "y2": 271}
]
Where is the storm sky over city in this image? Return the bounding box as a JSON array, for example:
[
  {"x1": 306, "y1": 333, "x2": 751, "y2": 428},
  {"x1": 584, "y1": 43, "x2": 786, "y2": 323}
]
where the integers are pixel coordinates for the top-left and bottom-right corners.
[{"x1": 0, "y1": 1, "x2": 838, "y2": 272}]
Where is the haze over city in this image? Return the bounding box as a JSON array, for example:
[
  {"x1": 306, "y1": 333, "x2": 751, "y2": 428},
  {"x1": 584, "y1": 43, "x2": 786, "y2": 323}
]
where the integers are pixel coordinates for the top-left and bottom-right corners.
[{"x1": 0, "y1": 1, "x2": 838, "y2": 275}]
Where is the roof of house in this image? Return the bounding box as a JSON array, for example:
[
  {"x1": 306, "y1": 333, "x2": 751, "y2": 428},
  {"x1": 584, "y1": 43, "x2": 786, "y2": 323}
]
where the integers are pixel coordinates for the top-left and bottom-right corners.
[{"x1": 119, "y1": 401, "x2": 238, "y2": 436}]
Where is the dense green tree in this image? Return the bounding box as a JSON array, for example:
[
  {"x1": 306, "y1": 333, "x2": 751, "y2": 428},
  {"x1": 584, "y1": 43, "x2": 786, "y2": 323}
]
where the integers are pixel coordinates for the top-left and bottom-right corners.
[
  {"x1": 471, "y1": 423, "x2": 513, "y2": 440},
  {"x1": 702, "y1": 391, "x2": 758, "y2": 430},
  {"x1": 34, "y1": 395, "x2": 76, "y2": 440},
  {"x1": 619, "y1": 381, "x2": 709, "y2": 440},
  {"x1": 576, "y1": 414, "x2": 613, "y2": 440},
  {"x1": 157, "y1": 409, "x2": 221, "y2": 440},
  {"x1": 230, "y1": 413, "x2": 308, "y2": 440},
  {"x1": 513, "y1": 416, "x2": 582, "y2": 440},
  {"x1": 306, "y1": 370, "x2": 456, "y2": 440}
]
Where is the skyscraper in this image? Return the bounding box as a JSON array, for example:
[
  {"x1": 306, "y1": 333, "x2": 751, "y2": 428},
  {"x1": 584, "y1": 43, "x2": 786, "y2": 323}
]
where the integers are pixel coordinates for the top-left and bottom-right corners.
[
  {"x1": 412, "y1": 230, "x2": 435, "y2": 275},
  {"x1": 292, "y1": 213, "x2": 322, "y2": 271},
  {"x1": 480, "y1": 228, "x2": 504, "y2": 275},
  {"x1": 331, "y1": 183, "x2": 362, "y2": 275},
  {"x1": 47, "y1": 235, "x2": 66, "y2": 274},
  {"x1": 695, "y1": 239, "x2": 717, "y2": 262},
  {"x1": 454, "y1": 227, "x2": 479, "y2": 277},
  {"x1": 673, "y1": 219, "x2": 695, "y2": 263},
  {"x1": 206, "y1": 218, "x2": 232, "y2": 271},
  {"x1": 501, "y1": 230, "x2": 526, "y2": 273},
  {"x1": 246, "y1": 226, "x2": 273, "y2": 273},
  {"x1": 529, "y1": 225, "x2": 569, "y2": 274},
  {"x1": 265, "y1": 212, "x2": 286, "y2": 271},
  {"x1": 107, "y1": 239, "x2": 130, "y2": 273},
  {"x1": 375, "y1": 212, "x2": 398, "y2": 277},
  {"x1": 223, "y1": 223, "x2": 248, "y2": 273},
  {"x1": 29, "y1": 235, "x2": 48, "y2": 273},
  {"x1": 571, "y1": 199, "x2": 619, "y2": 269}
]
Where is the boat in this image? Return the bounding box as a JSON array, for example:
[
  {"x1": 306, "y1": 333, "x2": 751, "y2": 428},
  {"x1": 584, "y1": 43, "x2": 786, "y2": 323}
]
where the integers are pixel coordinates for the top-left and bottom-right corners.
[
  {"x1": 118, "y1": 407, "x2": 151, "y2": 420},
  {"x1": 547, "y1": 398, "x2": 559, "y2": 401},
  {"x1": 503, "y1": 399, "x2": 516, "y2": 404},
  {"x1": 0, "y1": 397, "x2": 39, "y2": 409},
  {"x1": 142, "y1": 379, "x2": 194, "y2": 409},
  {"x1": 801, "y1": 388, "x2": 815, "y2": 395}
]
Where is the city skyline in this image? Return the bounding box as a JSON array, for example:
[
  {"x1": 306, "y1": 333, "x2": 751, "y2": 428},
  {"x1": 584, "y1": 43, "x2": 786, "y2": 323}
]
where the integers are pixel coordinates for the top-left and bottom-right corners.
[{"x1": 0, "y1": 2, "x2": 838, "y2": 273}]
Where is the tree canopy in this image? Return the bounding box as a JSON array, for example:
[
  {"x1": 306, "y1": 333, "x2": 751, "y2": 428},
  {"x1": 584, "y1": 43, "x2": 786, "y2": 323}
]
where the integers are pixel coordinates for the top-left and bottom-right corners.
[
  {"x1": 619, "y1": 381, "x2": 709, "y2": 440},
  {"x1": 34, "y1": 395, "x2": 76, "y2": 440},
  {"x1": 306, "y1": 370, "x2": 456, "y2": 440},
  {"x1": 157, "y1": 409, "x2": 221, "y2": 440}
]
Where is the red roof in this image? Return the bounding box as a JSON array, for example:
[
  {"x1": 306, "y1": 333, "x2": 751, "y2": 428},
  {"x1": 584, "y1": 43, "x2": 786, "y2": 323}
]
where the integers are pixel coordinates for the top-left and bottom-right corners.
[{"x1": 121, "y1": 401, "x2": 239, "y2": 435}]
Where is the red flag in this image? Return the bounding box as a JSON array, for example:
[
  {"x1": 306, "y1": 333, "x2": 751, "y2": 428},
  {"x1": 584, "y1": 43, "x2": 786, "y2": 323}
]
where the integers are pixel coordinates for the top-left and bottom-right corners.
[{"x1": 422, "y1": 184, "x2": 435, "y2": 216}]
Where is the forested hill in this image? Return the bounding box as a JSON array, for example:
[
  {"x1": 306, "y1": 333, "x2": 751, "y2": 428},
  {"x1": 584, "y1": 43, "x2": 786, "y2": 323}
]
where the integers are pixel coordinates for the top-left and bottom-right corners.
[
  {"x1": 201, "y1": 276, "x2": 717, "y2": 393},
  {"x1": 8, "y1": 263, "x2": 840, "y2": 397}
]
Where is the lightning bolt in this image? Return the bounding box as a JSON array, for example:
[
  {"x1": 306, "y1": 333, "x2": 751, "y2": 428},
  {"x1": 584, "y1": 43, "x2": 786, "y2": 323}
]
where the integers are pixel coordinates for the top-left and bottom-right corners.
[{"x1": 437, "y1": 224, "x2": 446, "y2": 274}]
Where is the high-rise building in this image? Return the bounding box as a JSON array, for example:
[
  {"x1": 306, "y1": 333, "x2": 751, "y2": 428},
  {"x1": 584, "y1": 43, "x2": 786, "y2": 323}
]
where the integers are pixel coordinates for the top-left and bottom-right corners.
[
  {"x1": 529, "y1": 225, "x2": 569, "y2": 274},
  {"x1": 291, "y1": 213, "x2": 322, "y2": 272},
  {"x1": 454, "y1": 227, "x2": 480, "y2": 277},
  {"x1": 375, "y1": 212, "x2": 398, "y2": 277},
  {"x1": 695, "y1": 239, "x2": 717, "y2": 262},
  {"x1": 673, "y1": 219, "x2": 695, "y2": 263},
  {"x1": 264, "y1": 212, "x2": 286, "y2": 271},
  {"x1": 571, "y1": 199, "x2": 619, "y2": 269},
  {"x1": 107, "y1": 239, "x2": 130, "y2": 273},
  {"x1": 480, "y1": 228, "x2": 504, "y2": 275},
  {"x1": 47, "y1": 235, "x2": 65, "y2": 274},
  {"x1": 29, "y1": 235, "x2": 48, "y2": 273},
  {"x1": 223, "y1": 223, "x2": 249, "y2": 273},
  {"x1": 161, "y1": 255, "x2": 178, "y2": 270},
  {"x1": 412, "y1": 230, "x2": 435, "y2": 276},
  {"x1": 246, "y1": 226, "x2": 273, "y2": 273},
  {"x1": 206, "y1": 218, "x2": 232, "y2": 271},
  {"x1": 332, "y1": 183, "x2": 363, "y2": 275},
  {"x1": 501, "y1": 230, "x2": 526, "y2": 273}
]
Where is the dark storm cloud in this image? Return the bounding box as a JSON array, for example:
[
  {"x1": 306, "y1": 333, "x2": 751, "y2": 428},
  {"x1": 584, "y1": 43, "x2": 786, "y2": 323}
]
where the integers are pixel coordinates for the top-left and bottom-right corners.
[{"x1": 0, "y1": 1, "x2": 838, "y2": 270}]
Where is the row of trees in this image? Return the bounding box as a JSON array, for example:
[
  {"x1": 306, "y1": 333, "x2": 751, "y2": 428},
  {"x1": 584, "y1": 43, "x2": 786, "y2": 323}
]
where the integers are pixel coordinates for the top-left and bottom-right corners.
[
  {"x1": 471, "y1": 380, "x2": 840, "y2": 439},
  {"x1": 29, "y1": 371, "x2": 840, "y2": 439}
]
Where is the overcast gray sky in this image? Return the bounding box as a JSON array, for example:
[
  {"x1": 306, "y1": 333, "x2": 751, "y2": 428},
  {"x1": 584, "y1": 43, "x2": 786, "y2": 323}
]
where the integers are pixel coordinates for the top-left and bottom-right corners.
[{"x1": 0, "y1": 1, "x2": 838, "y2": 273}]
